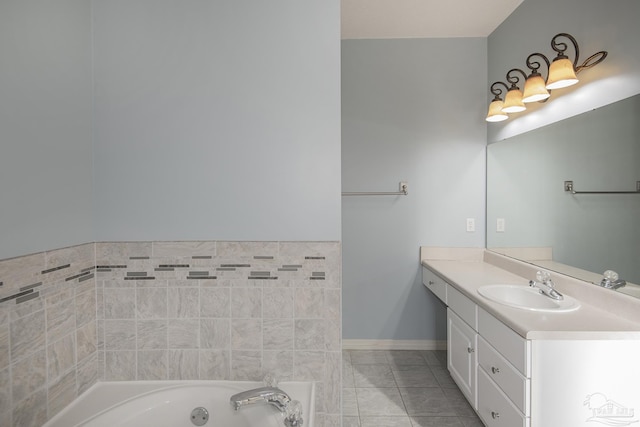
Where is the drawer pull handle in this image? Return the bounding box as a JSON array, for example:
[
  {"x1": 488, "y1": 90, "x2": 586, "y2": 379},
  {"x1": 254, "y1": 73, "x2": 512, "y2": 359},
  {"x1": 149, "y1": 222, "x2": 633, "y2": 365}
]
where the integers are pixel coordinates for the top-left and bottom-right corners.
[
  {"x1": 428, "y1": 280, "x2": 435, "y2": 285},
  {"x1": 491, "y1": 411, "x2": 500, "y2": 419},
  {"x1": 491, "y1": 366, "x2": 500, "y2": 374},
  {"x1": 467, "y1": 347, "x2": 475, "y2": 353}
]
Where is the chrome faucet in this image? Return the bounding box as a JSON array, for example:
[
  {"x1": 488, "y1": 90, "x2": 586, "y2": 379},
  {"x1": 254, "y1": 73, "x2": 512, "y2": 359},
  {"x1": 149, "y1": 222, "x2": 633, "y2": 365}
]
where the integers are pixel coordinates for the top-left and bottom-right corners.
[
  {"x1": 529, "y1": 271, "x2": 564, "y2": 301},
  {"x1": 230, "y1": 386, "x2": 291, "y2": 412},
  {"x1": 600, "y1": 270, "x2": 626, "y2": 290},
  {"x1": 230, "y1": 375, "x2": 304, "y2": 427}
]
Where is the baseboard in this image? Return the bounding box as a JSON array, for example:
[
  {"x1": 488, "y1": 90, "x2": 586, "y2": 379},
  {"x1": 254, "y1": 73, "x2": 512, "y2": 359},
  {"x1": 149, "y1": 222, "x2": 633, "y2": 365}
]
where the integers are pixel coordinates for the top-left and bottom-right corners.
[{"x1": 342, "y1": 339, "x2": 446, "y2": 351}]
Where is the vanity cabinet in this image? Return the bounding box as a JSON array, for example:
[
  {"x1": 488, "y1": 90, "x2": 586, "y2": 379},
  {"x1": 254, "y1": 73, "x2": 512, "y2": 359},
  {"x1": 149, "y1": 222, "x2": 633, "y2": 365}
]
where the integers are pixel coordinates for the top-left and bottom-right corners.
[
  {"x1": 423, "y1": 266, "x2": 531, "y2": 426},
  {"x1": 422, "y1": 255, "x2": 640, "y2": 426},
  {"x1": 447, "y1": 309, "x2": 477, "y2": 407}
]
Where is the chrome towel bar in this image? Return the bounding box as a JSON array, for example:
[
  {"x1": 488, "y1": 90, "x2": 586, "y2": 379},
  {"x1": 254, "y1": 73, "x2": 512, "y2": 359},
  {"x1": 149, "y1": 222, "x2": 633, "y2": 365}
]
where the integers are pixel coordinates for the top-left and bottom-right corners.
[
  {"x1": 564, "y1": 180, "x2": 640, "y2": 194},
  {"x1": 342, "y1": 182, "x2": 408, "y2": 197}
]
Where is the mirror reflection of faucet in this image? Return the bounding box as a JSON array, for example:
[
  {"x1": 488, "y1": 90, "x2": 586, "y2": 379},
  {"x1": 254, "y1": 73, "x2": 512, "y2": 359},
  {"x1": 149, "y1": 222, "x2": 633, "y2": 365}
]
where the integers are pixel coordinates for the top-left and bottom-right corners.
[
  {"x1": 529, "y1": 271, "x2": 564, "y2": 300},
  {"x1": 600, "y1": 270, "x2": 627, "y2": 290}
]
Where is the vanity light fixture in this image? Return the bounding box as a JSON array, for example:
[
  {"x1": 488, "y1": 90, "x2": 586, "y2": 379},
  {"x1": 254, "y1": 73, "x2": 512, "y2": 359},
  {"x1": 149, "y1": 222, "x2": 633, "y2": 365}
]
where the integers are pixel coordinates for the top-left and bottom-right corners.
[
  {"x1": 485, "y1": 82, "x2": 510, "y2": 122},
  {"x1": 486, "y1": 32, "x2": 607, "y2": 122}
]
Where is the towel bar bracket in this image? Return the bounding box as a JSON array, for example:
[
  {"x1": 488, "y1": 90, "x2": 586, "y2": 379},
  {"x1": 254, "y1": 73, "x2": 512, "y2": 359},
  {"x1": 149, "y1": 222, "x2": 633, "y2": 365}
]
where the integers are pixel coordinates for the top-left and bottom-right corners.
[
  {"x1": 564, "y1": 180, "x2": 640, "y2": 194},
  {"x1": 342, "y1": 181, "x2": 408, "y2": 197}
]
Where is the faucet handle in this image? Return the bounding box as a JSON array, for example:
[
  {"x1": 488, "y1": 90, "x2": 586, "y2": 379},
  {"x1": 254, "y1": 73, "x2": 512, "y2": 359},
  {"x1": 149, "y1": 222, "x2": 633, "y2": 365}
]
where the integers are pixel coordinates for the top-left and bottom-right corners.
[
  {"x1": 603, "y1": 270, "x2": 619, "y2": 281},
  {"x1": 284, "y1": 400, "x2": 304, "y2": 427},
  {"x1": 263, "y1": 373, "x2": 279, "y2": 388},
  {"x1": 535, "y1": 270, "x2": 551, "y2": 283}
]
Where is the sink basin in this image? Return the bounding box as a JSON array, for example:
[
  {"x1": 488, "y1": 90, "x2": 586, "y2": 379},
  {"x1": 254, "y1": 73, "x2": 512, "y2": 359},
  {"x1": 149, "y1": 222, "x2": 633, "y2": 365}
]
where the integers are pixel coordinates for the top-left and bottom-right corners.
[{"x1": 478, "y1": 284, "x2": 580, "y2": 312}]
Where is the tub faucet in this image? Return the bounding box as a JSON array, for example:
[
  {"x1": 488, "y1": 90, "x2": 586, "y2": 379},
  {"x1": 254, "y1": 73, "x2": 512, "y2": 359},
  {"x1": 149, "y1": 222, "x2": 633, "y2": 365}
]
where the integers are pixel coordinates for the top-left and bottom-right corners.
[
  {"x1": 529, "y1": 271, "x2": 564, "y2": 301},
  {"x1": 600, "y1": 270, "x2": 626, "y2": 290},
  {"x1": 230, "y1": 385, "x2": 304, "y2": 427},
  {"x1": 230, "y1": 386, "x2": 291, "y2": 412}
]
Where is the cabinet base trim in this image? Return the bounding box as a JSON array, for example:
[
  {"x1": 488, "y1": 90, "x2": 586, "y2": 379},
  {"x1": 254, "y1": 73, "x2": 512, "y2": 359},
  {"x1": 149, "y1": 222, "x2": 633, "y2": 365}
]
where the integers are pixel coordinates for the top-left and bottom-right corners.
[{"x1": 343, "y1": 339, "x2": 447, "y2": 350}]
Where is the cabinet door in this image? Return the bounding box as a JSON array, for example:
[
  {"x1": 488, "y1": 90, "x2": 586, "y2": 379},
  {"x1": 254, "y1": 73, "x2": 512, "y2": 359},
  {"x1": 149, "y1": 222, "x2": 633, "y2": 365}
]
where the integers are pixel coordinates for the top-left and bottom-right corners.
[{"x1": 448, "y1": 308, "x2": 477, "y2": 408}]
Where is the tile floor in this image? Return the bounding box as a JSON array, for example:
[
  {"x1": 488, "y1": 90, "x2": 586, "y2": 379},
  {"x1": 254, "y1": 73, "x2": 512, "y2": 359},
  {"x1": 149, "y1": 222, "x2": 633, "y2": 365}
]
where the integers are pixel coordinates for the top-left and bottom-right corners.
[{"x1": 342, "y1": 350, "x2": 484, "y2": 427}]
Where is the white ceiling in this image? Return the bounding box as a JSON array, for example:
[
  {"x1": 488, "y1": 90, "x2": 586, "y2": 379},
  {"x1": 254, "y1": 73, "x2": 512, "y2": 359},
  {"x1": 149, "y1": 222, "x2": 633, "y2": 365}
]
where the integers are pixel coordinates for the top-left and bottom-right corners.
[{"x1": 341, "y1": 0, "x2": 524, "y2": 39}]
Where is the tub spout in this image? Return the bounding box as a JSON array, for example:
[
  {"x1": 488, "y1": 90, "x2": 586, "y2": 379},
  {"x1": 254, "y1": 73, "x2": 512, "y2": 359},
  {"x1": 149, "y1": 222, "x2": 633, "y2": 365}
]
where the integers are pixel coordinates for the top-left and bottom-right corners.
[{"x1": 230, "y1": 386, "x2": 291, "y2": 412}]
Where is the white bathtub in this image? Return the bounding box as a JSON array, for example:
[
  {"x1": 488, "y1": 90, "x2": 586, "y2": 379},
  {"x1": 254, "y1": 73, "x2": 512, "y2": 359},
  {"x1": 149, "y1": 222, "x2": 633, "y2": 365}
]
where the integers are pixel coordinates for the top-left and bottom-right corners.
[{"x1": 43, "y1": 380, "x2": 315, "y2": 427}]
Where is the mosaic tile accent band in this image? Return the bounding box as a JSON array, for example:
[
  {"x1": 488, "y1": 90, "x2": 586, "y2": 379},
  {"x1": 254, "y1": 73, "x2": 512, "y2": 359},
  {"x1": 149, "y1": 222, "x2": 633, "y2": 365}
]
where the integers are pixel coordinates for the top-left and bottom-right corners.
[{"x1": 0, "y1": 241, "x2": 342, "y2": 427}]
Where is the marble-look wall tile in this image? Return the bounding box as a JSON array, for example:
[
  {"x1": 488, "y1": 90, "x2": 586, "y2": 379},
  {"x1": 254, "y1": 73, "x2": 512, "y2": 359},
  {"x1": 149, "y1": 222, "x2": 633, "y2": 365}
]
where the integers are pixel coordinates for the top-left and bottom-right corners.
[
  {"x1": 295, "y1": 319, "x2": 325, "y2": 350},
  {"x1": 12, "y1": 388, "x2": 47, "y2": 427},
  {"x1": 200, "y1": 319, "x2": 230, "y2": 349},
  {"x1": 11, "y1": 350, "x2": 46, "y2": 404},
  {"x1": 77, "y1": 353, "x2": 98, "y2": 395},
  {"x1": 76, "y1": 321, "x2": 97, "y2": 363},
  {"x1": 104, "y1": 351, "x2": 136, "y2": 380},
  {"x1": 263, "y1": 287, "x2": 294, "y2": 318},
  {"x1": 231, "y1": 288, "x2": 262, "y2": 318},
  {"x1": 1, "y1": 243, "x2": 98, "y2": 426},
  {"x1": 47, "y1": 369, "x2": 76, "y2": 418},
  {"x1": 168, "y1": 349, "x2": 199, "y2": 380},
  {"x1": 104, "y1": 288, "x2": 135, "y2": 319},
  {"x1": 295, "y1": 288, "x2": 324, "y2": 318},
  {"x1": 153, "y1": 241, "x2": 217, "y2": 258},
  {"x1": 0, "y1": 322, "x2": 9, "y2": 369},
  {"x1": 104, "y1": 320, "x2": 136, "y2": 350},
  {"x1": 46, "y1": 300, "x2": 76, "y2": 343},
  {"x1": 168, "y1": 319, "x2": 199, "y2": 349},
  {"x1": 136, "y1": 288, "x2": 167, "y2": 319},
  {"x1": 47, "y1": 333, "x2": 76, "y2": 381},
  {"x1": 168, "y1": 288, "x2": 199, "y2": 318},
  {"x1": 200, "y1": 350, "x2": 230, "y2": 380},
  {"x1": 231, "y1": 319, "x2": 262, "y2": 350},
  {"x1": 10, "y1": 310, "x2": 46, "y2": 361},
  {"x1": 137, "y1": 350, "x2": 167, "y2": 380},
  {"x1": 75, "y1": 287, "x2": 96, "y2": 327},
  {"x1": 231, "y1": 350, "x2": 262, "y2": 380},
  {"x1": 0, "y1": 368, "x2": 11, "y2": 427},
  {"x1": 263, "y1": 319, "x2": 294, "y2": 350},
  {"x1": 2, "y1": 240, "x2": 342, "y2": 426},
  {"x1": 200, "y1": 288, "x2": 230, "y2": 318},
  {"x1": 137, "y1": 320, "x2": 167, "y2": 349}
]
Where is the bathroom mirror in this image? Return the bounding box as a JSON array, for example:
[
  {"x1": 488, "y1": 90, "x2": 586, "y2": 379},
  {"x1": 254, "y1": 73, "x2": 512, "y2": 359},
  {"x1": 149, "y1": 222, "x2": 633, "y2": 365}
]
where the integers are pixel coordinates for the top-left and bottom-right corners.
[{"x1": 486, "y1": 93, "x2": 640, "y2": 297}]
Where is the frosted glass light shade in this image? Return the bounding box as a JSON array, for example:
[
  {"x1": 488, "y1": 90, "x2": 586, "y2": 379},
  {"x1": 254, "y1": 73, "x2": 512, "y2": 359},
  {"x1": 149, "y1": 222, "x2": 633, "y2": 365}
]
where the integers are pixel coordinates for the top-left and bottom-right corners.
[
  {"x1": 486, "y1": 99, "x2": 508, "y2": 122},
  {"x1": 523, "y1": 74, "x2": 551, "y2": 103},
  {"x1": 502, "y1": 88, "x2": 526, "y2": 113},
  {"x1": 546, "y1": 57, "x2": 579, "y2": 89}
]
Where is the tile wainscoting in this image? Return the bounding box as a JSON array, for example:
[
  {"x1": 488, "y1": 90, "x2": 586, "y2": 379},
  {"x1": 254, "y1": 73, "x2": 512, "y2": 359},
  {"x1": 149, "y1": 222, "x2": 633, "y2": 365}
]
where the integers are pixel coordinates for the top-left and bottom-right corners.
[{"x1": 0, "y1": 241, "x2": 342, "y2": 427}]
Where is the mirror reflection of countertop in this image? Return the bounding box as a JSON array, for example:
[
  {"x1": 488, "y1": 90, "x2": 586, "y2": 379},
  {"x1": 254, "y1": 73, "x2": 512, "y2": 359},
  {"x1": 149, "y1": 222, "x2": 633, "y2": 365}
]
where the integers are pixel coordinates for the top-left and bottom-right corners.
[{"x1": 421, "y1": 247, "x2": 640, "y2": 340}]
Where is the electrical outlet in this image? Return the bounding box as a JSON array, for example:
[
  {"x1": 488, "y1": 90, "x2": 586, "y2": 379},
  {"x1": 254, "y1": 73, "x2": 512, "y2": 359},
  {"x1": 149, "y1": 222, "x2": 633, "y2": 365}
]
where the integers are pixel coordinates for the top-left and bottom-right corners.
[
  {"x1": 466, "y1": 218, "x2": 475, "y2": 232},
  {"x1": 497, "y1": 218, "x2": 505, "y2": 232}
]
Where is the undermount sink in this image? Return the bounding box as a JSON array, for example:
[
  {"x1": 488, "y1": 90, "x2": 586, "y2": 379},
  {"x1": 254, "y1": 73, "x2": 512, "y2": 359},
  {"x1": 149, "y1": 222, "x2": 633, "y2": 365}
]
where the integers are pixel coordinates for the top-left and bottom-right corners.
[{"x1": 478, "y1": 284, "x2": 580, "y2": 312}]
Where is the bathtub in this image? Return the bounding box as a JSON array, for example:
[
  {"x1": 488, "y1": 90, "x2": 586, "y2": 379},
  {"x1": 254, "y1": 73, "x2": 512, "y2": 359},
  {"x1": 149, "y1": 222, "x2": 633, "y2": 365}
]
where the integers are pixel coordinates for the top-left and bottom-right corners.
[{"x1": 43, "y1": 380, "x2": 315, "y2": 427}]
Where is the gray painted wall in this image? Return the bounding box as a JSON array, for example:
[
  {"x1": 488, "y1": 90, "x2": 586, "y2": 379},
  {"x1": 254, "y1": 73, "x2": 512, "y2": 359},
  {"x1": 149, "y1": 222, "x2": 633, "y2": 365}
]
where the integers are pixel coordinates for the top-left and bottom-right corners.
[
  {"x1": 0, "y1": 0, "x2": 94, "y2": 260},
  {"x1": 92, "y1": 0, "x2": 341, "y2": 242},
  {"x1": 342, "y1": 38, "x2": 487, "y2": 340},
  {"x1": 488, "y1": 0, "x2": 640, "y2": 142}
]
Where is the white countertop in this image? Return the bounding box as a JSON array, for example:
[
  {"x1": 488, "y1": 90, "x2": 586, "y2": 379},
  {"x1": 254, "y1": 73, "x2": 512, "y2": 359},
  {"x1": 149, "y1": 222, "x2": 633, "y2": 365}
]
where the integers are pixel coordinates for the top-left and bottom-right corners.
[{"x1": 421, "y1": 248, "x2": 640, "y2": 340}]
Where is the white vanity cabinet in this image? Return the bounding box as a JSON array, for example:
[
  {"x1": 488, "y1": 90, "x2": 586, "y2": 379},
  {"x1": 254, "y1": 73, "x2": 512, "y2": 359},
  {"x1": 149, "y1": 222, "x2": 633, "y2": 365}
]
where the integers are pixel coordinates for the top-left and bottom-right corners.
[
  {"x1": 421, "y1": 253, "x2": 640, "y2": 426},
  {"x1": 423, "y1": 266, "x2": 532, "y2": 426},
  {"x1": 447, "y1": 309, "x2": 477, "y2": 407}
]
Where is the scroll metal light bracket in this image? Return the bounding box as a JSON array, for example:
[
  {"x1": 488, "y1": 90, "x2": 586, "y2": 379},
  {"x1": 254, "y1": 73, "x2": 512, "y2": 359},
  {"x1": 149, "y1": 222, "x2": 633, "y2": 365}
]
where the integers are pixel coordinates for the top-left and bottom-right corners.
[{"x1": 564, "y1": 180, "x2": 640, "y2": 194}]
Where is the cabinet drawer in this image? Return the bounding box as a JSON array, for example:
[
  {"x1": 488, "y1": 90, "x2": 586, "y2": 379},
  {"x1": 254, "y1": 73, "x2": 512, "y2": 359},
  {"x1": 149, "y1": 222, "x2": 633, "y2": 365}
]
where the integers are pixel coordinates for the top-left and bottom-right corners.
[
  {"x1": 477, "y1": 368, "x2": 529, "y2": 427},
  {"x1": 447, "y1": 285, "x2": 477, "y2": 329},
  {"x1": 478, "y1": 336, "x2": 530, "y2": 415},
  {"x1": 422, "y1": 267, "x2": 447, "y2": 304},
  {"x1": 478, "y1": 308, "x2": 530, "y2": 376}
]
